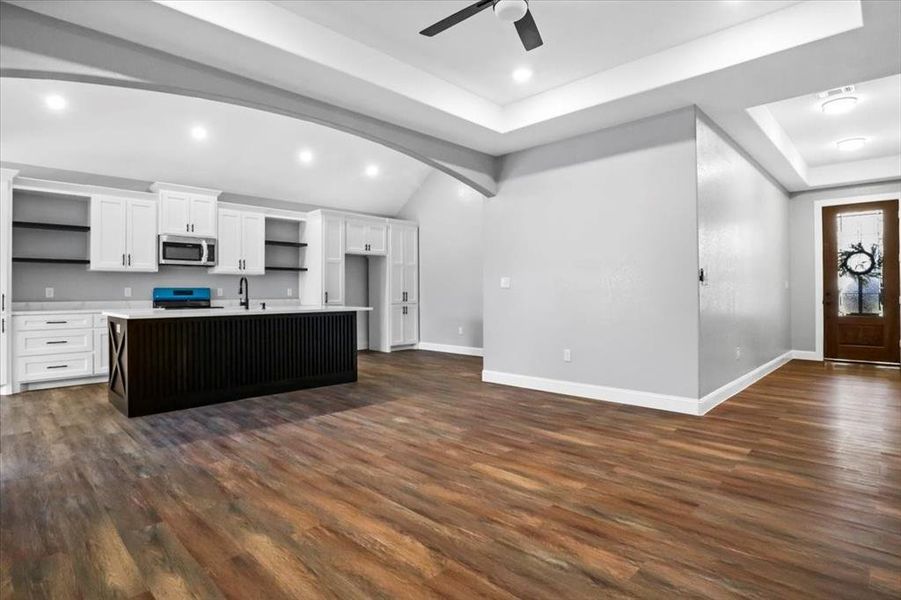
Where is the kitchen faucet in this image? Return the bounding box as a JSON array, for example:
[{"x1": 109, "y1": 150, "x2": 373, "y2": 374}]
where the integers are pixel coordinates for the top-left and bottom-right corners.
[{"x1": 238, "y1": 277, "x2": 249, "y2": 310}]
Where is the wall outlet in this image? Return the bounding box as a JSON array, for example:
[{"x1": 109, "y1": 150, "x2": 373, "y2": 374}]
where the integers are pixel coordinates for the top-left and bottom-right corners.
[
  {"x1": 735, "y1": 346, "x2": 742, "y2": 360},
  {"x1": 287, "y1": 288, "x2": 293, "y2": 297},
  {"x1": 44, "y1": 287, "x2": 54, "y2": 299},
  {"x1": 123, "y1": 287, "x2": 132, "y2": 298},
  {"x1": 563, "y1": 348, "x2": 572, "y2": 362},
  {"x1": 216, "y1": 288, "x2": 223, "y2": 297},
  {"x1": 500, "y1": 276, "x2": 511, "y2": 289},
  {"x1": 457, "y1": 326, "x2": 464, "y2": 336}
]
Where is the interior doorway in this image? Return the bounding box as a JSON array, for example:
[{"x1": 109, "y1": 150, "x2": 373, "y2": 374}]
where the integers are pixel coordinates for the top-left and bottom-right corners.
[{"x1": 822, "y1": 199, "x2": 899, "y2": 364}]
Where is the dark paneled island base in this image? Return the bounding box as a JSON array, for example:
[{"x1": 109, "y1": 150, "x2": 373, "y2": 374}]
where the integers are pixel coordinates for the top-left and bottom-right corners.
[{"x1": 107, "y1": 311, "x2": 357, "y2": 417}]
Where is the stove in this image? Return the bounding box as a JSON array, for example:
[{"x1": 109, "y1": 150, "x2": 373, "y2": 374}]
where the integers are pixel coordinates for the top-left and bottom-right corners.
[{"x1": 152, "y1": 287, "x2": 218, "y2": 309}]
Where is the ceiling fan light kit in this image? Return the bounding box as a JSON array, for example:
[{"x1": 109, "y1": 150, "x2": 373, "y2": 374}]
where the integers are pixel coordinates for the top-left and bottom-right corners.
[{"x1": 419, "y1": 0, "x2": 544, "y2": 52}]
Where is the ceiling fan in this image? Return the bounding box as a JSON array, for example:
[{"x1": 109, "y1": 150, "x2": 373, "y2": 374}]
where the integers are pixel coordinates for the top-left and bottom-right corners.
[{"x1": 419, "y1": 0, "x2": 543, "y2": 52}]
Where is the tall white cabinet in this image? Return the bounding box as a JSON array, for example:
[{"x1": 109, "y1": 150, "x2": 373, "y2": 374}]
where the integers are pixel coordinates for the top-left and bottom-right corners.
[
  {"x1": 90, "y1": 195, "x2": 158, "y2": 272},
  {"x1": 209, "y1": 207, "x2": 265, "y2": 275},
  {"x1": 389, "y1": 221, "x2": 419, "y2": 347},
  {"x1": 151, "y1": 182, "x2": 219, "y2": 237}
]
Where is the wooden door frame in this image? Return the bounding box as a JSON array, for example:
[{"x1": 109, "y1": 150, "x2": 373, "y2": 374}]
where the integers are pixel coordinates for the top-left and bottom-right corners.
[{"x1": 813, "y1": 193, "x2": 901, "y2": 361}]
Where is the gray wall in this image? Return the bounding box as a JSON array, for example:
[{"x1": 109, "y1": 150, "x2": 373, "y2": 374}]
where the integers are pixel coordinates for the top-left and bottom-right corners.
[
  {"x1": 696, "y1": 115, "x2": 791, "y2": 396},
  {"x1": 789, "y1": 179, "x2": 901, "y2": 352},
  {"x1": 344, "y1": 254, "x2": 369, "y2": 349},
  {"x1": 398, "y1": 171, "x2": 484, "y2": 349},
  {"x1": 484, "y1": 108, "x2": 700, "y2": 398}
]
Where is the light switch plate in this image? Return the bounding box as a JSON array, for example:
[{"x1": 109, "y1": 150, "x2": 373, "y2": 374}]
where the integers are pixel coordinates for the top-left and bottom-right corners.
[
  {"x1": 216, "y1": 288, "x2": 223, "y2": 297},
  {"x1": 45, "y1": 287, "x2": 54, "y2": 299},
  {"x1": 123, "y1": 287, "x2": 132, "y2": 298},
  {"x1": 563, "y1": 349, "x2": 572, "y2": 362},
  {"x1": 287, "y1": 288, "x2": 293, "y2": 297},
  {"x1": 500, "y1": 276, "x2": 511, "y2": 289}
]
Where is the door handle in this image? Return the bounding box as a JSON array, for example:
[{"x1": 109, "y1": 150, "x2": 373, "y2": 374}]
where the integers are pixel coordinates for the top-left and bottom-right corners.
[
  {"x1": 127, "y1": 254, "x2": 132, "y2": 266},
  {"x1": 46, "y1": 340, "x2": 68, "y2": 345},
  {"x1": 122, "y1": 253, "x2": 126, "y2": 266},
  {"x1": 325, "y1": 291, "x2": 328, "y2": 303},
  {"x1": 46, "y1": 364, "x2": 68, "y2": 369},
  {"x1": 46, "y1": 321, "x2": 67, "y2": 324},
  {"x1": 191, "y1": 224, "x2": 195, "y2": 232},
  {"x1": 186, "y1": 223, "x2": 190, "y2": 232},
  {"x1": 1, "y1": 318, "x2": 4, "y2": 334},
  {"x1": 2, "y1": 292, "x2": 5, "y2": 311}
]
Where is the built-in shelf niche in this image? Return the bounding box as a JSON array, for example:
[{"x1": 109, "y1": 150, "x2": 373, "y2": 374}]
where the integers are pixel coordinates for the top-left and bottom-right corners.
[
  {"x1": 11, "y1": 189, "x2": 91, "y2": 270},
  {"x1": 264, "y1": 217, "x2": 307, "y2": 273}
]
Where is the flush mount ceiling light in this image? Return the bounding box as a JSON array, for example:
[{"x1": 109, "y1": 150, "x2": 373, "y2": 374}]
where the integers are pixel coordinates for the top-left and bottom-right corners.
[
  {"x1": 190, "y1": 125, "x2": 208, "y2": 141},
  {"x1": 512, "y1": 67, "x2": 533, "y2": 83},
  {"x1": 44, "y1": 94, "x2": 67, "y2": 111},
  {"x1": 821, "y1": 96, "x2": 858, "y2": 115},
  {"x1": 836, "y1": 137, "x2": 867, "y2": 152},
  {"x1": 364, "y1": 164, "x2": 380, "y2": 178},
  {"x1": 298, "y1": 149, "x2": 314, "y2": 165}
]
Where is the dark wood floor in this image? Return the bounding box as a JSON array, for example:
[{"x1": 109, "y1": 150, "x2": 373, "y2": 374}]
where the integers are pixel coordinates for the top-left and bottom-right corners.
[{"x1": 1, "y1": 352, "x2": 899, "y2": 599}]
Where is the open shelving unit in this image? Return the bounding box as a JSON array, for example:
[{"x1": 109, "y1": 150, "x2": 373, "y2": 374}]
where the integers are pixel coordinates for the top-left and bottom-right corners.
[
  {"x1": 11, "y1": 189, "x2": 92, "y2": 269},
  {"x1": 264, "y1": 217, "x2": 307, "y2": 274},
  {"x1": 12, "y1": 257, "x2": 90, "y2": 265}
]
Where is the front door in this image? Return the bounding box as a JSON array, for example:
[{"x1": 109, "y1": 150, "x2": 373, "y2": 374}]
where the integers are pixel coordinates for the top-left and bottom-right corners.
[{"x1": 823, "y1": 200, "x2": 899, "y2": 364}]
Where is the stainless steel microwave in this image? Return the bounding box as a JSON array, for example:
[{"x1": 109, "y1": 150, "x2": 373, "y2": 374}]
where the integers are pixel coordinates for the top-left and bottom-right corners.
[{"x1": 158, "y1": 235, "x2": 217, "y2": 266}]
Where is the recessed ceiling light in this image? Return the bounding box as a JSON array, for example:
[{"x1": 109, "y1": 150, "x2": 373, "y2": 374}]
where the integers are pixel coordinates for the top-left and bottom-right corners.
[
  {"x1": 44, "y1": 94, "x2": 67, "y2": 111},
  {"x1": 821, "y1": 96, "x2": 858, "y2": 115},
  {"x1": 364, "y1": 164, "x2": 380, "y2": 178},
  {"x1": 512, "y1": 67, "x2": 533, "y2": 83},
  {"x1": 190, "y1": 125, "x2": 208, "y2": 141},
  {"x1": 298, "y1": 149, "x2": 314, "y2": 165},
  {"x1": 836, "y1": 137, "x2": 867, "y2": 152}
]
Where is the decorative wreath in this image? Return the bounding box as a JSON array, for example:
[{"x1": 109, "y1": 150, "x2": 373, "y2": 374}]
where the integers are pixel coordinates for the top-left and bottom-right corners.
[{"x1": 838, "y1": 242, "x2": 882, "y2": 284}]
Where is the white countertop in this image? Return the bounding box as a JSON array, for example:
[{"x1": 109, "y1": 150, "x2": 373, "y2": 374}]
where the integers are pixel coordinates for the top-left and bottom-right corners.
[{"x1": 103, "y1": 305, "x2": 373, "y2": 319}]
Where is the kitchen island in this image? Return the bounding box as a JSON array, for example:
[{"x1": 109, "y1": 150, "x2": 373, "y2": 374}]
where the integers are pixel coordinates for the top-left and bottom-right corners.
[{"x1": 103, "y1": 306, "x2": 372, "y2": 417}]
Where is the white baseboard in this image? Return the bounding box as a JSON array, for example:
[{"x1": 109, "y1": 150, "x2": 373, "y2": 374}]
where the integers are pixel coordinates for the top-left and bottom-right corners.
[
  {"x1": 697, "y1": 351, "x2": 793, "y2": 414},
  {"x1": 481, "y1": 370, "x2": 701, "y2": 415},
  {"x1": 483, "y1": 350, "x2": 795, "y2": 416},
  {"x1": 791, "y1": 350, "x2": 822, "y2": 361},
  {"x1": 21, "y1": 375, "x2": 108, "y2": 392},
  {"x1": 417, "y1": 342, "x2": 484, "y2": 357}
]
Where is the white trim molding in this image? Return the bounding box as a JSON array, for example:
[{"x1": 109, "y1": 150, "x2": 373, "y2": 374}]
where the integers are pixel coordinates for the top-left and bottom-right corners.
[
  {"x1": 482, "y1": 370, "x2": 702, "y2": 415},
  {"x1": 813, "y1": 193, "x2": 901, "y2": 362},
  {"x1": 417, "y1": 342, "x2": 484, "y2": 357},
  {"x1": 791, "y1": 350, "x2": 821, "y2": 361},
  {"x1": 697, "y1": 351, "x2": 794, "y2": 414},
  {"x1": 483, "y1": 351, "x2": 794, "y2": 416}
]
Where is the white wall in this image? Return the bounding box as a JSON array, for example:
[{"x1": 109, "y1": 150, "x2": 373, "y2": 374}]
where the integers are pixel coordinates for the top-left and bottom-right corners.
[
  {"x1": 484, "y1": 109, "x2": 700, "y2": 398},
  {"x1": 397, "y1": 171, "x2": 484, "y2": 349},
  {"x1": 789, "y1": 180, "x2": 901, "y2": 352},
  {"x1": 696, "y1": 115, "x2": 791, "y2": 396}
]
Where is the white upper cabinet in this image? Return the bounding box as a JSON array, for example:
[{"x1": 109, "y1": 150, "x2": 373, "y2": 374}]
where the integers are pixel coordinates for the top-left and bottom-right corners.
[
  {"x1": 126, "y1": 199, "x2": 159, "y2": 271},
  {"x1": 241, "y1": 212, "x2": 265, "y2": 275},
  {"x1": 389, "y1": 223, "x2": 418, "y2": 305},
  {"x1": 91, "y1": 195, "x2": 127, "y2": 271},
  {"x1": 323, "y1": 215, "x2": 345, "y2": 304},
  {"x1": 90, "y1": 195, "x2": 158, "y2": 272},
  {"x1": 209, "y1": 207, "x2": 265, "y2": 275},
  {"x1": 151, "y1": 183, "x2": 220, "y2": 237},
  {"x1": 345, "y1": 218, "x2": 387, "y2": 255}
]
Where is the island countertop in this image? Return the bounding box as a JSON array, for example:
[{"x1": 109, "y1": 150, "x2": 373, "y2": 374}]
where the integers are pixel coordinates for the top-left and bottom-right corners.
[{"x1": 103, "y1": 305, "x2": 373, "y2": 320}]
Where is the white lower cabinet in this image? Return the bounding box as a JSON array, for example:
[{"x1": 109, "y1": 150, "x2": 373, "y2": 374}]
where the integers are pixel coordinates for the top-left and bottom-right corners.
[
  {"x1": 391, "y1": 304, "x2": 418, "y2": 346},
  {"x1": 12, "y1": 312, "x2": 110, "y2": 385},
  {"x1": 94, "y1": 328, "x2": 109, "y2": 375}
]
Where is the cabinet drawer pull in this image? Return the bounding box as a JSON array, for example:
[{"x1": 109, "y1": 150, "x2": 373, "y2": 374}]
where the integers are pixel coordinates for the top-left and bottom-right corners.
[
  {"x1": 45, "y1": 321, "x2": 67, "y2": 324},
  {"x1": 45, "y1": 340, "x2": 68, "y2": 345},
  {"x1": 46, "y1": 365, "x2": 68, "y2": 369}
]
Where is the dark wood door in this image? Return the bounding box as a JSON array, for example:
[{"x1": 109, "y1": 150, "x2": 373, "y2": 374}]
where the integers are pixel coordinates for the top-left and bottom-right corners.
[{"x1": 823, "y1": 200, "x2": 899, "y2": 364}]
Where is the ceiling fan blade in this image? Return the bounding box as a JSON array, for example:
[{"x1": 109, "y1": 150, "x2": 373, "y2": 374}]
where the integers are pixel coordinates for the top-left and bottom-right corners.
[
  {"x1": 420, "y1": 0, "x2": 494, "y2": 37},
  {"x1": 514, "y1": 9, "x2": 543, "y2": 51}
]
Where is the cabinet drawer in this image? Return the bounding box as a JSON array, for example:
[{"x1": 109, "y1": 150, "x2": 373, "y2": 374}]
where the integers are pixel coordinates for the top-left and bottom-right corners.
[
  {"x1": 16, "y1": 352, "x2": 94, "y2": 383},
  {"x1": 13, "y1": 313, "x2": 95, "y2": 331},
  {"x1": 93, "y1": 314, "x2": 108, "y2": 329},
  {"x1": 16, "y1": 328, "x2": 94, "y2": 356}
]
